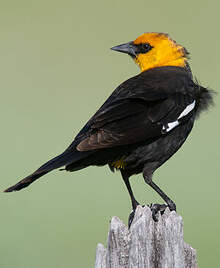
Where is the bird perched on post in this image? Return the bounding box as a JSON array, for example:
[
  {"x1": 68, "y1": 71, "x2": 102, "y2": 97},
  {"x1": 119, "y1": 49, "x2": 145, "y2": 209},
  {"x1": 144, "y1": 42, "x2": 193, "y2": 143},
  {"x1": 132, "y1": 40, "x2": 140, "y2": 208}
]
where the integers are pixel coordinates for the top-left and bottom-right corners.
[{"x1": 5, "y1": 32, "x2": 213, "y2": 225}]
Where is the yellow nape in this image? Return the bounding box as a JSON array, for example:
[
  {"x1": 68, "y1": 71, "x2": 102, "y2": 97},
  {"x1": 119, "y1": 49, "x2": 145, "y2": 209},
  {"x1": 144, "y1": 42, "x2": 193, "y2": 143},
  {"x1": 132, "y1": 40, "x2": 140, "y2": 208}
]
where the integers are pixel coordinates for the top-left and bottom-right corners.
[
  {"x1": 111, "y1": 157, "x2": 126, "y2": 169},
  {"x1": 133, "y1": 32, "x2": 187, "y2": 72}
]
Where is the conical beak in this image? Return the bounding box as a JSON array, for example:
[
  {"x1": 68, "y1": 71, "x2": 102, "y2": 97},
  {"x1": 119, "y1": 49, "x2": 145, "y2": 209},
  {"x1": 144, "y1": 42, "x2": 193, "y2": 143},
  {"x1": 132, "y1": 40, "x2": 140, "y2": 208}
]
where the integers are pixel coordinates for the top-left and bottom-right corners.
[{"x1": 111, "y1": 42, "x2": 137, "y2": 57}]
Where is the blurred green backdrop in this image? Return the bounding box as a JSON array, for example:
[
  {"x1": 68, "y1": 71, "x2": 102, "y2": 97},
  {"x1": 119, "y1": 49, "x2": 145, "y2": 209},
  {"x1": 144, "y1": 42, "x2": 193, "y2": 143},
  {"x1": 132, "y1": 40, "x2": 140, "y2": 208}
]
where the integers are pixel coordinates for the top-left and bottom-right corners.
[{"x1": 0, "y1": 0, "x2": 219, "y2": 267}]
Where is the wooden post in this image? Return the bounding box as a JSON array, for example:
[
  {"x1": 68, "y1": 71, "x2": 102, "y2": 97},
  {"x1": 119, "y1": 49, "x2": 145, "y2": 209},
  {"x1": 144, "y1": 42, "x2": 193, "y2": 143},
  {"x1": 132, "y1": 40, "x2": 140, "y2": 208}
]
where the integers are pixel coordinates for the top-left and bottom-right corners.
[{"x1": 95, "y1": 206, "x2": 197, "y2": 268}]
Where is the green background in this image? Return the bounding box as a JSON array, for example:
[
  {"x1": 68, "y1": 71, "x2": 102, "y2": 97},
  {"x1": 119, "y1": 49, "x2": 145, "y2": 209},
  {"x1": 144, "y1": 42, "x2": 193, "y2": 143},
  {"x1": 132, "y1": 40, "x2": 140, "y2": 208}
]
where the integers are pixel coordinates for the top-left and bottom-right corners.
[{"x1": 0, "y1": 0, "x2": 219, "y2": 267}]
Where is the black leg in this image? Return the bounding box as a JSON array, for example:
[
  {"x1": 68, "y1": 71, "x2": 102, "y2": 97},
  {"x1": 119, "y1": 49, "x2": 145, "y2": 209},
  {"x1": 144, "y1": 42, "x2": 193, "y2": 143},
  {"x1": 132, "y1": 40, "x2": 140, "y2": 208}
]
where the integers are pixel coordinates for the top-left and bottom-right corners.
[
  {"x1": 121, "y1": 171, "x2": 140, "y2": 227},
  {"x1": 121, "y1": 171, "x2": 139, "y2": 210},
  {"x1": 148, "y1": 181, "x2": 176, "y2": 211},
  {"x1": 143, "y1": 170, "x2": 176, "y2": 212}
]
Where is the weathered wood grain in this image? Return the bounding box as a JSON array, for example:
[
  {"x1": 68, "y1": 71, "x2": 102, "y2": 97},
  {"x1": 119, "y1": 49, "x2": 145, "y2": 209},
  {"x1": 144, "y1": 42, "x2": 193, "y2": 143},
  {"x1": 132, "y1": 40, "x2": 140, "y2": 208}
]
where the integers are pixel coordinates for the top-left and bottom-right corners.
[{"x1": 95, "y1": 206, "x2": 196, "y2": 268}]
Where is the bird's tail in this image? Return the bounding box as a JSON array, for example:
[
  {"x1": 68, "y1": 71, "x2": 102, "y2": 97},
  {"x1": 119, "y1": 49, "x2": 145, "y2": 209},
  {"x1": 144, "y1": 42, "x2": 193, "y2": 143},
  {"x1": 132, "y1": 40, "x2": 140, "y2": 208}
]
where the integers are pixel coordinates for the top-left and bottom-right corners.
[{"x1": 4, "y1": 150, "x2": 92, "y2": 192}]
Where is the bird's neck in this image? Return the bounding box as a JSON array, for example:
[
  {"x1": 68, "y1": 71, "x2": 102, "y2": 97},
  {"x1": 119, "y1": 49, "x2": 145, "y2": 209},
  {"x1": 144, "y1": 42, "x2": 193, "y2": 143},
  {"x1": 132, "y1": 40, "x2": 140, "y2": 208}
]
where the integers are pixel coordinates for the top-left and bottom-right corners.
[{"x1": 135, "y1": 56, "x2": 187, "y2": 72}]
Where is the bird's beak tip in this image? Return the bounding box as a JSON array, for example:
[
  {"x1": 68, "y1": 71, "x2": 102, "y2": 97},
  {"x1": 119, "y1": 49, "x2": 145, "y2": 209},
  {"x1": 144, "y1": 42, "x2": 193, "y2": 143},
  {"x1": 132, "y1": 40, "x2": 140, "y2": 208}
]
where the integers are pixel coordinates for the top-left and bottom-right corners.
[
  {"x1": 110, "y1": 45, "x2": 121, "y2": 52},
  {"x1": 110, "y1": 42, "x2": 135, "y2": 57}
]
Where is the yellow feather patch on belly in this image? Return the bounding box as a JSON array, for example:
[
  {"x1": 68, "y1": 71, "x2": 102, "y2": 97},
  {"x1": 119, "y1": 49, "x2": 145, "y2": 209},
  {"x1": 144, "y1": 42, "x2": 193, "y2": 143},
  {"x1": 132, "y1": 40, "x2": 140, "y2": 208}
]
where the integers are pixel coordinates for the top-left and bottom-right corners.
[{"x1": 111, "y1": 157, "x2": 126, "y2": 169}]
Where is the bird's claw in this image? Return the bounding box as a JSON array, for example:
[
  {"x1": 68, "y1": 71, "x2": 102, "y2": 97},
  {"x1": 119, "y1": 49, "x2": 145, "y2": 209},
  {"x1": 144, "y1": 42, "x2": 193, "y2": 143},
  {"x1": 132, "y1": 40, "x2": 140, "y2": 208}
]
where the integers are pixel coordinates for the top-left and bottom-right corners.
[
  {"x1": 128, "y1": 209, "x2": 136, "y2": 228},
  {"x1": 150, "y1": 203, "x2": 170, "y2": 221},
  {"x1": 128, "y1": 204, "x2": 144, "y2": 228},
  {"x1": 128, "y1": 202, "x2": 176, "y2": 227}
]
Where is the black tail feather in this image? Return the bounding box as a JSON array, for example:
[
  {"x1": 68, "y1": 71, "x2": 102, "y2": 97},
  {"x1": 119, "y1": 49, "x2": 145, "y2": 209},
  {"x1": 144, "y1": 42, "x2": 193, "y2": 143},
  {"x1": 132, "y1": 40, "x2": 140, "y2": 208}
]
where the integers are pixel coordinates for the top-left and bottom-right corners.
[
  {"x1": 4, "y1": 170, "x2": 49, "y2": 192},
  {"x1": 4, "y1": 150, "x2": 93, "y2": 192}
]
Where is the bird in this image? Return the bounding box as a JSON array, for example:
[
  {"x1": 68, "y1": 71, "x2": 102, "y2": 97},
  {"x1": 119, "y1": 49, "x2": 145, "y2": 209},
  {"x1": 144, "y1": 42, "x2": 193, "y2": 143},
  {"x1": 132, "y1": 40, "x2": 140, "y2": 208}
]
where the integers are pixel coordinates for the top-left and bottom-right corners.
[{"x1": 4, "y1": 32, "x2": 213, "y2": 225}]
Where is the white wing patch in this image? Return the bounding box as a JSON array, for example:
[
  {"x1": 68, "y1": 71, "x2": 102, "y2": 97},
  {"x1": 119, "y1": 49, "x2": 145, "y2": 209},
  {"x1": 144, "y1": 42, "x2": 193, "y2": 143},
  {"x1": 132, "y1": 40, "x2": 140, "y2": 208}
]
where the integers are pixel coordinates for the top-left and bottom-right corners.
[
  {"x1": 163, "y1": 121, "x2": 179, "y2": 132},
  {"x1": 162, "y1": 100, "x2": 196, "y2": 133},
  {"x1": 178, "y1": 100, "x2": 196, "y2": 119}
]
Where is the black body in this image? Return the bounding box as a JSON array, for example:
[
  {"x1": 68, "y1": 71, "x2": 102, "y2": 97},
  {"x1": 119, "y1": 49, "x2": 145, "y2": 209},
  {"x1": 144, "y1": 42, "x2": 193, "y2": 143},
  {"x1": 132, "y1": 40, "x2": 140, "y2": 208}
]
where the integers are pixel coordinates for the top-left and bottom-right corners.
[{"x1": 5, "y1": 66, "x2": 213, "y2": 213}]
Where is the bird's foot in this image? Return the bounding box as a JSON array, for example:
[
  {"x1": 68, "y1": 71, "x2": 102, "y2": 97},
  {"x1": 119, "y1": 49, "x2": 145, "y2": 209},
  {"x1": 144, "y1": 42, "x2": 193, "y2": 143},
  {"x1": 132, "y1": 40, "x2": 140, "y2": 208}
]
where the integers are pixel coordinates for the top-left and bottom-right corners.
[
  {"x1": 128, "y1": 200, "x2": 141, "y2": 228},
  {"x1": 150, "y1": 202, "x2": 176, "y2": 221},
  {"x1": 150, "y1": 203, "x2": 168, "y2": 221},
  {"x1": 128, "y1": 209, "x2": 136, "y2": 228},
  {"x1": 128, "y1": 202, "x2": 176, "y2": 227},
  {"x1": 128, "y1": 204, "x2": 167, "y2": 227}
]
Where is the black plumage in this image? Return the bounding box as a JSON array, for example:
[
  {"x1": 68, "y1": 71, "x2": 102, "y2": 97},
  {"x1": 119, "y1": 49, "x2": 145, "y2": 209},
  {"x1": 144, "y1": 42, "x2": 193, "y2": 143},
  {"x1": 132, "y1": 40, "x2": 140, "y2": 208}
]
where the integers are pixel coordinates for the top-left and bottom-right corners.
[{"x1": 4, "y1": 33, "x2": 213, "y2": 223}]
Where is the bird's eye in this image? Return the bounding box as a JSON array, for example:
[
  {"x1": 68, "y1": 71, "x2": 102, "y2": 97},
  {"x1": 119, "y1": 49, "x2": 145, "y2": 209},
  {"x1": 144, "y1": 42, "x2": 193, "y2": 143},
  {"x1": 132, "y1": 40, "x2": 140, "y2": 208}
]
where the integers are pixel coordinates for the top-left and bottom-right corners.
[
  {"x1": 135, "y1": 43, "x2": 153, "y2": 54},
  {"x1": 143, "y1": 43, "x2": 153, "y2": 52}
]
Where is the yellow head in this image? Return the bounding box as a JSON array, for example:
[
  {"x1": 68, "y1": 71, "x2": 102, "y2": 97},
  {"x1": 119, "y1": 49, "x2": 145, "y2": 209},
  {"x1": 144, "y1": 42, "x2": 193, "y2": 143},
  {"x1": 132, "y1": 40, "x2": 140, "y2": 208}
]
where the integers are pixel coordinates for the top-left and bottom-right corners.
[{"x1": 111, "y1": 32, "x2": 188, "y2": 72}]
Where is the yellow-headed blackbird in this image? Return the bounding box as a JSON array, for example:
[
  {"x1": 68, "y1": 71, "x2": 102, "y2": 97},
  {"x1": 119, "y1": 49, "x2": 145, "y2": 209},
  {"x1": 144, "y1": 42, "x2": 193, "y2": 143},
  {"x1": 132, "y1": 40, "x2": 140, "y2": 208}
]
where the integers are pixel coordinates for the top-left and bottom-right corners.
[{"x1": 5, "y1": 33, "x2": 213, "y2": 223}]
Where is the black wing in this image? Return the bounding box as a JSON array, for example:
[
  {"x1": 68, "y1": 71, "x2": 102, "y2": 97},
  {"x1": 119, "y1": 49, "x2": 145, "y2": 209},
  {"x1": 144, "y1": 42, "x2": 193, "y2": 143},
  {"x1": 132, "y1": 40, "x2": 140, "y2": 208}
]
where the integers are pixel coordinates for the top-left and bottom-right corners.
[{"x1": 72, "y1": 67, "x2": 196, "y2": 151}]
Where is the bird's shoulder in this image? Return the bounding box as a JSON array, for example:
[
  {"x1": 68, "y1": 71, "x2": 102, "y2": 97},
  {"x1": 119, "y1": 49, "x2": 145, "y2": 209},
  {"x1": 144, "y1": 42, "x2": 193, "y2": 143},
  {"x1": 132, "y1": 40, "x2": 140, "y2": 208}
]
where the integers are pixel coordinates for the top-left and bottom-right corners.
[
  {"x1": 67, "y1": 66, "x2": 196, "y2": 151},
  {"x1": 112, "y1": 66, "x2": 194, "y2": 99}
]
